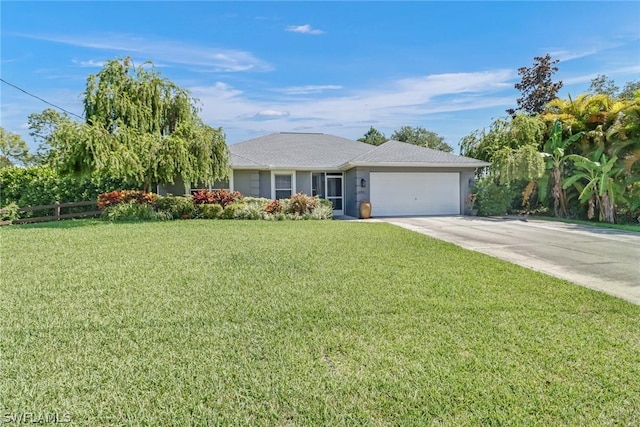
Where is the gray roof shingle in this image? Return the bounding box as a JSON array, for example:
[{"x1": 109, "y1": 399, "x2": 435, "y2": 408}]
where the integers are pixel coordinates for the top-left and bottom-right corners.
[
  {"x1": 229, "y1": 132, "x2": 372, "y2": 169},
  {"x1": 345, "y1": 140, "x2": 489, "y2": 167},
  {"x1": 228, "y1": 133, "x2": 490, "y2": 169}
]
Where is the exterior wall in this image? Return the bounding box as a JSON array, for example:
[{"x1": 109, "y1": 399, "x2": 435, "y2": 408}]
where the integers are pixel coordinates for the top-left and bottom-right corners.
[
  {"x1": 157, "y1": 176, "x2": 188, "y2": 196},
  {"x1": 233, "y1": 170, "x2": 260, "y2": 197},
  {"x1": 354, "y1": 166, "x2": 479, "y2": 216},
  {"x1": 162, "y1": 166, "x2": 478, "y2": 215},
  {"x1": 344, "y1": 168, "x2": 358, "y2": 217},
  {"x1": 460, "y1": 170, "x2": 476, "y2": 214},
  {"x1": 259, "y1": 171, "x2": 271, "y2": 198},
  {"x1": 296, "y1": 171, "x2": 312, "y2": 196},
  {"x1": 191, "y1": 179, "x2": 230, "y2": 190}
]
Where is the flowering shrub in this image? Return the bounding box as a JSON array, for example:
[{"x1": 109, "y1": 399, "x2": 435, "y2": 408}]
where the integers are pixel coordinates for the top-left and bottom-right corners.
[
  {"x1": 192, "y1": 189, "x2": 243, "y2": 207},
  {"x1": 287, "y1": 193, "x2": 319, "y2": 215},
  {"x1": 98, "y1": 189, "x2": 332, "y2": 222},
  {"x1": 264, "y1": 199, "x2": 283, "y2": 214},
  {"x1": 97, "y1": 190, "x2": 158, "y2": 210}
]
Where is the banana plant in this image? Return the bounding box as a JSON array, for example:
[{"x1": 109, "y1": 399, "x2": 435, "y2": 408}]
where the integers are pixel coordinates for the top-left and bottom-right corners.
[
  {"x1": 533, "y1": 121, "x2": 583, "y2": 217},
  {"x1": 563, "y1": 150, "x2": 623, "y2": 223}
]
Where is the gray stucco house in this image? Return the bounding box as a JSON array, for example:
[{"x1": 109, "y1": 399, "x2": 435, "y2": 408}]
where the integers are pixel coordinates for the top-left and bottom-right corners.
[{"x1": 160, "y1": 132, "x2": 489, "y2": 217}]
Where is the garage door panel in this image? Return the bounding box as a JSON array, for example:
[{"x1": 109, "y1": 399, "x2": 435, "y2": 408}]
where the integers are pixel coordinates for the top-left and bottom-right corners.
[{"x1": 369, "y1": 172, "x2": 460, "y2": 216}]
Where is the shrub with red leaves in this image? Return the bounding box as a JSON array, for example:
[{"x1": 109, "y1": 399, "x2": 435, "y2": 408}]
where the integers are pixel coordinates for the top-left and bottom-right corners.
[
  {"x1": 264, "y1": 199, "x2": 283, "y2": 214},
  {"x1": 192, "y1": 189, "x2": 243, "y2": 207},
  {"x1": 97, "y1": 190, "x2": 158, "y2": 210},
  {"x1": 287, "y1": 193, "x2": 319, "y2": 215}
]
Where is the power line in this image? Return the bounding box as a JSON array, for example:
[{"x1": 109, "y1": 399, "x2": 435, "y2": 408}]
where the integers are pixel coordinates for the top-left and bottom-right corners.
[{"x1": 0, "y1": 78, "x2": 85, "y2": 120}]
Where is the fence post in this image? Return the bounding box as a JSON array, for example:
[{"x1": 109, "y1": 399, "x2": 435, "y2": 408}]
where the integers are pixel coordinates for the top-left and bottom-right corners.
[{"x1": 55, "y1": 201, "x2": 61, "y2": 220}]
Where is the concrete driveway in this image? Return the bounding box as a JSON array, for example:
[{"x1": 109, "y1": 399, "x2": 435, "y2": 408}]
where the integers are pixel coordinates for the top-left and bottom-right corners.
[{"x1": 376, "y1": 216, "x2": 640, "y2": 305}]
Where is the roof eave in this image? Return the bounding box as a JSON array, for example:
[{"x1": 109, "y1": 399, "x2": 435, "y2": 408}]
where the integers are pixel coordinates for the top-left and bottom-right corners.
[
  {"x1": 340, "y1": 161, "x2": 491, "y2": 169},
  {"x1": 230, "y1": 164, "x2": 343, "y2": 171}
]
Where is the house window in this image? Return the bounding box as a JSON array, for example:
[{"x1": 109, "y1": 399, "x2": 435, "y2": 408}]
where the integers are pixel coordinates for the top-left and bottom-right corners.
[
  {"x1": 312, "y1": 173, "x2": 325, "y2": 197},
  {"x1": 274, "y1": 173, "x2": 293, "y2": 199}
]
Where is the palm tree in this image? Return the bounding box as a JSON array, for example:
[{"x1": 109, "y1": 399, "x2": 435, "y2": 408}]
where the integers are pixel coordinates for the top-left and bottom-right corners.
[
  {"x1": 542, "y1": 93, "x2": 632, "y2": 156},
  {"x1": 606, "y1": 91, "x2": 640, "y2": 173}
]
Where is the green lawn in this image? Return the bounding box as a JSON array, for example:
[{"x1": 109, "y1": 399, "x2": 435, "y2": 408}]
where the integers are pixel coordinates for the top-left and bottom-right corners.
[{"x1": 1, "y1": 220, "x2": 639, "y2": 426}]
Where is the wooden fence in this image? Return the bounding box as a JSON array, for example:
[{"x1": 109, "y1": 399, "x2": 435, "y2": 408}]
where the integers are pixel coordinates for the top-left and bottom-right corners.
[{"x1": 0, "y1": 200, "x2": 101, "y2": 225}]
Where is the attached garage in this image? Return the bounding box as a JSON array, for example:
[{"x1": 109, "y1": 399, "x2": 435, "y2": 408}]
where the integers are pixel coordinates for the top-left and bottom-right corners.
[{"x1": 369, "y1": 172, "x2": 460, "y2": 216}]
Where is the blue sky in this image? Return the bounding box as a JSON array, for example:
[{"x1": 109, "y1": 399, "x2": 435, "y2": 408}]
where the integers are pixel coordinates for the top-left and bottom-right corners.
[{"x1": 1, "y1": 1, "x2": 639, "y2": 153}]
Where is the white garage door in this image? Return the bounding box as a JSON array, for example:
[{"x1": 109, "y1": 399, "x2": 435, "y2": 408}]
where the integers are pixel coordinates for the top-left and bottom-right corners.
[{"x1": 369, "y1": 172, "x2": 460, "y2": 216}]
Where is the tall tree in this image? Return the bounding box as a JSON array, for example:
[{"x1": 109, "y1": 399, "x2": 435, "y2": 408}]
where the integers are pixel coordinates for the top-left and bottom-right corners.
[
  {"x1": 390, "y1": 126, "x2": 453, "y2": 152},
  {"x1": 459, "y1": 114, "x2": 546, "y2": 183},
  {"x1": 0, "y1": 127, "x2": 33, "y2": 168},
  {"x1": 357, "y1": 126, "x2": 387, "y2": 146},
  {"x1": 28, "y1": 108, "x2": 66, "y2": 165},
  {"x1": 618, "y1": 80, "x2": 640, "y2": 100},
  {"x1": 507, "y1": 54, "x2": 563, "y2": 115},
  {"x1": 36, "y1": 57, "x2": 229, "y2": 191},
  {"x1": 589, "y1": 74, "x2": 619, "y2": 97}
]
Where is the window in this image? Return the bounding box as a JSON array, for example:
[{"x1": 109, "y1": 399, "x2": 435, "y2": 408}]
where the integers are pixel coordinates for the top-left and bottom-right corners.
[
  {"x1": 312, "y1": 173, "x2": 325, "y2": 197},
  {"x1": 274, "y1": 174, "x2": 293, "y2": 199}
]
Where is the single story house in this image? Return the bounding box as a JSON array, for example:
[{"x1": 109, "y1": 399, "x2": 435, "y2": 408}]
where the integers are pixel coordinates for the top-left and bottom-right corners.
[{"x1": 159, "y1": 132, "x2": 490, "y2": 217}]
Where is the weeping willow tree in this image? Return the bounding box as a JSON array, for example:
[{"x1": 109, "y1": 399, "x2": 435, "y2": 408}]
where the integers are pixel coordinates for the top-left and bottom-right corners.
[
  {"x1": 45, "y1": 57, "x2": 228, "y2": 191},
  {"x1": 460, "y1": 114, "x2": 546, "y2": 184}
]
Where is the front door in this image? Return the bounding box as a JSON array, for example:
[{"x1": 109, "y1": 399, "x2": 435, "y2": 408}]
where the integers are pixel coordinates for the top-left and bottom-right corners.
[{"x1": 326, "y1": 174, "x2": 343, "y2": 216}]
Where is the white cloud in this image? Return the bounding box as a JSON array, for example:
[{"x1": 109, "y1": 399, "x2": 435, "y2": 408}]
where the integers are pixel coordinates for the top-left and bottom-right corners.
[
  {"x1": 562, "y1": 64, "x2": 640, "y2": 85},
  {"x1": 547, "y1": 36, "x2": 638, "y2": 62},
  {"x1": 274, "y1": 85, "x2": 343, "y2": 95},
  {"x1": 254, "y1": 110, "x2": 290, "y2": 118},
  {"x1": 548, "y1": 48, "x2": 601, "y2": 62},
  {"x1": 19, "y1": 33, "x2": 272, "y2": 72},
  {"x1": 285, "y1": 25, "x2": 324, "y2": 35},
  {"x1": 190, "y1": 69, "x2": 516, "y2": 142},
  {"x1": 72, "y1": 59, "x2": 106, "y2": 67}
]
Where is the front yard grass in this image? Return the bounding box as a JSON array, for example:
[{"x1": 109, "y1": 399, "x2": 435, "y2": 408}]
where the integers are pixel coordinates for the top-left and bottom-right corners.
[{"x1": 1, "y1": 220, "x2": 639, "y2": 425}]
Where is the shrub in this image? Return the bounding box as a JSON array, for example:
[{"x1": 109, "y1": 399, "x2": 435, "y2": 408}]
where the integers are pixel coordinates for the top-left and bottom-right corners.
[
  {"x1": 310, "y1": 202, "x2": 334, "y2": 220},
  {"x1": 222, "y1": 202, "x2": 244, "y2": 219},
  {"x1": 97, "y1": 190, "x2": 158, "y2": 210},
  {"x1": 475, "y1": 179, "x2": 515, "y2": 216},
  {"x1": 155, "y1": 196, "x2": 196, "y2": 219},
  {"x1": 0, "y1": 202, "x2": 19, "y2": 223},
  {"x1": 264, "y1": 199, "x2": 283, "y2": 214},
  {"x1": 192, "y1": 189, "x2": 243, "y2": 207},
  {"x1": 243, "y1": 197, "x2": 270, "y2": 210},
  {"x1": 199, "y1": 203, "x2": 223, "y2": 219},
  {"x1": 287, "y1": 193, "x2": 319, "y2": 215},
  {"x1": 0, "y1": 166, "x2": 139, "y2": 209},
  {"x1": 235, "y1": 205, "x2": 262, "y2": 220},
  {"x1": 101, "y1": 202, "x2": 159, "y2": 222}
]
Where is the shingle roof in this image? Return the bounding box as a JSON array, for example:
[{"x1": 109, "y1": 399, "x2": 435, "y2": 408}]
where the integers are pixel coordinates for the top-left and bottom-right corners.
[
  {"x1": 228, "y1": 133, "x2": 490, "y2": 169},
  {"x1": 229, "y1": 132, "x2": 372, "y2": 169},
  {"x1": 230, "y1": 152, "x2": 265, "y2": 168},
  {"x1": 344, "y1": 140, "x2": 490, "y2": 167}
]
